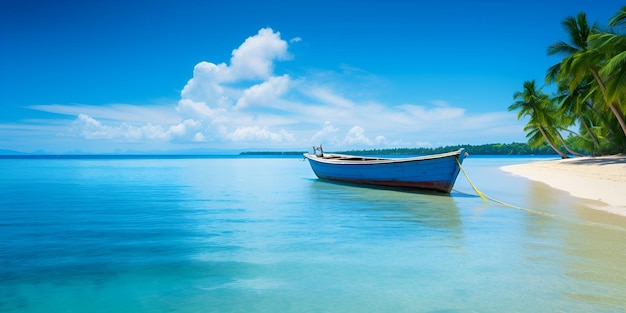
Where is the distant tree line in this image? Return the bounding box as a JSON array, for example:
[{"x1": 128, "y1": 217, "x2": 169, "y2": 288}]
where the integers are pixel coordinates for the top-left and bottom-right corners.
[
  {"x1": 333, "y1": 142, "x2": 577, "y2": 156},
  {"x1": 241, "y1": 141, "x2": 586, "y2": 156}
]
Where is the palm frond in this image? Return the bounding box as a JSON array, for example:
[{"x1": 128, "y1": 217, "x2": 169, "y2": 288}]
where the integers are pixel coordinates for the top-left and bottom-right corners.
[
  {"x1": 609, "y1": 6, "x2": 626, "y2": 27},
  {"x1": 547, "y1": 41, "x2": 578, "y2": 56},
  {"x1": 545, "y1": 63, "x2": 561, "y2": 84}
]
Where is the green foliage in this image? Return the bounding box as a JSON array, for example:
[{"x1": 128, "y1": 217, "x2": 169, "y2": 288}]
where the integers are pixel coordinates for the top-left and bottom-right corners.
[
  {"x1": 509, "y1": 80, "x2": 569, "y2": 157},
  {"x1": 515, "y1": 6, "x2": 626, "y2": 155},
  {"x1": 333, "y1": 142, "x2": 560, "y2": 156},
  {"x1": 242, "y1": 143, "x2": 579, "y2": 156}
]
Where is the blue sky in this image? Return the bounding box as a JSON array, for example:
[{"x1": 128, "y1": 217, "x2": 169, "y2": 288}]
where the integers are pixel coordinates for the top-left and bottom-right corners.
[{"x1": 0, "y1": 0, "x2": 621, "y2": 153}]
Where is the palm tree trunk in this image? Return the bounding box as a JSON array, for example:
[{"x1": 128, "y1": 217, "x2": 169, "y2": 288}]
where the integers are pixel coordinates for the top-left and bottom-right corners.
[
  {"x1": 590, "y1": 68, "x2": 626, "y2": 137},
  {"x1": 579, "y1": 114, "x2": 600, "y2": 155},
  {"x1": 538, "y1": 126, "x2": 569, "y2": 158},
  {"x1": 555, "y1": 131, "x2": 586, "y2": 157},
  {"x1": 607, "y1": 103, "x2": 626, "y2": 137}
]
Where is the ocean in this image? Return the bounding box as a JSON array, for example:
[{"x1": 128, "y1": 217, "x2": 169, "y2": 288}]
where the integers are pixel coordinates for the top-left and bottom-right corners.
[{"x1": 1, "y1": 155, "x2": 625, "y2": 313}]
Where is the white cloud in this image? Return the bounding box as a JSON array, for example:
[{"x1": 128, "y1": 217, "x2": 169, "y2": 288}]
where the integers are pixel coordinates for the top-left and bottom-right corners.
[
  {"x1": 69, "y1": 114, "x2": 208, "y2": 143},
  {"x1": 166, "y1": 119, "x2": 203, "y2": 140},
  {"x1": 180, "y1": 61, "x2": 229, "y2": 104},
  {"x1": 235, "y1": 75, "x2": 290, "y2": 110},
  {"x1": 71, "y1": 114, "x2": 178, "y2": 141},
  {"x1": 168, "y1": 123, "x2": 187, "y2": 136},
  {"x1": 30, "y1": 104, "x2": 180, "y2": 124},
  {"x1": 193, "y1": 132, "x2": 205, "y2": 142},
  {"x1": 177, "y1": 99, "x2": 228, "y2": 123},
  {"x1": 375, "y1": 135, "x2": 386, "y2": 144},
  {"x1": 229, "y1": 28, "x2": 290, "y2": 80},
  {"x1": 307, "y1": 87, "x2": 355, "y2": 108},
  {"x1": 430, "y1": 99, "x2": 451, "y2": 107},
  {"x1": 226, "y1": 126, "x2": 295, "y2": 142},
  {"x1": 397, "y1": 104, "x2": 465, "y2": 123},
  {"x1": 343, "y1": 125, "x2": 374, "y2": 146},
  {"x1": 166, "y1": 27, "x2": 299, "y2": 146},
  {"x1": 311, "y1": 121, "x2": 340, "y2": 145},
  {"x1": 10, "y1": 27, "x2": 529, "y2": 153},
  {"x1": 179, "y1": 28, "x2": 289, "y2": 106},
  {"x1": 415, "y1": 141, "x2": 433, "y2": 148}
]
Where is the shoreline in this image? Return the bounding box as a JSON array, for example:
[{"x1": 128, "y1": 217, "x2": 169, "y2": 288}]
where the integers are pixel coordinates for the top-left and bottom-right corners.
[{"x1": 501, "y1": 155, "x2": 626, "y2": 217}]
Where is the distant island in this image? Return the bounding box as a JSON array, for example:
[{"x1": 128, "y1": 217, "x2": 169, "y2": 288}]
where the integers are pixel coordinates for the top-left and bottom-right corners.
[
  {"x1": 241, "y1": 142, "x2": 578, "y2": 156},
  {"x1": 0, "y1": 142, "x2": 581, "y2": 157}
]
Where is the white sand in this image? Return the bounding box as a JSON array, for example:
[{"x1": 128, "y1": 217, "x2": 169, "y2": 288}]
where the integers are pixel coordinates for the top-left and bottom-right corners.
[{"x1": 501, "y1": 155, "x2": 626, "y2": 217}]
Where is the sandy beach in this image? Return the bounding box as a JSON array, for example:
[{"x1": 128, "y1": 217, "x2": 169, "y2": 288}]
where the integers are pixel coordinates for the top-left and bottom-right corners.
[{"x1": 501, "y1": 155, "x2": 626, "y2": 217}]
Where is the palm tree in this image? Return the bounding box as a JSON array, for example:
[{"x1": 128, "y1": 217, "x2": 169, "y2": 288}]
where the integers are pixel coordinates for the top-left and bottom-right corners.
[
  {"x1": 509, "y1": 80, "x2": 569, "y2": 158},
  {"x1": 546, "y1": 12, "x2": 596, "y2": 84},
  {"x1": 555, "y1": 130, "x2": 586, "y2": 157},
  {"x1": 545, "y1": 12, "x2": 604, "y2": 154},
  {"x1": 552, "y1": 11, "x2": 626, "y2": 137},
  {"x1": 589, "y1": 6, "x2": 626, "y2": 116},
  {"x1": 543, "y1": 97, "x2": 585, "y2": 156},
  {"x1": 553, "y1": 77, "x2": 601, "y2": 154}
]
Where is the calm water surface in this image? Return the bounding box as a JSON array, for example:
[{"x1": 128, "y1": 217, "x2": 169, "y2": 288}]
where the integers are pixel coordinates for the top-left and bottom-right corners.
[{"x1": 1, "y1": 156, "x2": 625, "y2": 312}]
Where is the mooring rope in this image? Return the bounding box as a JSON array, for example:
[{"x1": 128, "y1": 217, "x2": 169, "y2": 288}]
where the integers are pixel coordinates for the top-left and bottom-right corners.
[
  {"x1": 455, "y1": 158, "x2": 554, "y2": 217},
  {"x1": 455, "y1": 158, "x2": 626, "y2": 232}
]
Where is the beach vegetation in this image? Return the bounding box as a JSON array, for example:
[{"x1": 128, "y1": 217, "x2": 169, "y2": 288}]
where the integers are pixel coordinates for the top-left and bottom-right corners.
[
  {"x1": 515, "y1": 6, "x2": 626, "y2": 155},
  {"x1": 320, "y1": 142, "x2": 572, "y2": 156},
  {"x1": 242, "y1": 142, "x2": 577, "y2": 156},
  {"x1": 509, "y1": 80, "x2": 570, "y2": 158}
]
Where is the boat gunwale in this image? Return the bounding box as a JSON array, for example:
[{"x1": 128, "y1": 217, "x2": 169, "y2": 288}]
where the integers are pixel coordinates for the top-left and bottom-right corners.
[{"x1": 303, "y1": 149, "x2": 465, "y2": 165}]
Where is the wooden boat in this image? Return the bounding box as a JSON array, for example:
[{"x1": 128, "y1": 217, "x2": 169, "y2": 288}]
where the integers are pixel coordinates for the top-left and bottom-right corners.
[{"x1": 303, "y1": 146, "x2": 468, "y2": 193}]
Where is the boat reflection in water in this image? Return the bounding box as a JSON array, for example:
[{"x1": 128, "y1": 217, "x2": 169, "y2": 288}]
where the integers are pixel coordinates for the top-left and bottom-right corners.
[{"x1": 305, "y1": 177, "x2": 464, "y2": 238}]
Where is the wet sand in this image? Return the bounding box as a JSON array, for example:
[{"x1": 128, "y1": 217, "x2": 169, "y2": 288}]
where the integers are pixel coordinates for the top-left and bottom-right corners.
[{"x1": 501, "y1": 155, "x2": 626, "y2": 217}]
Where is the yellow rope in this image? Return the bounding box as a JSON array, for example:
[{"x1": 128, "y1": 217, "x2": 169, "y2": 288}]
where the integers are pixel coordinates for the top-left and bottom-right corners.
[
  {"x1": 456, "y1": 158, "x2": 570, "y2": 217},
  {"x1": 455, "y1": 158, "x2": 626, "y2": 231},
  {"x1": 456, "y1": 158, "x2": 488, "y2": 204}
]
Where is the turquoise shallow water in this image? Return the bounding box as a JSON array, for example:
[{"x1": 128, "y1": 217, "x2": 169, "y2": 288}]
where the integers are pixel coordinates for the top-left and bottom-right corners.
[{"x1": 1, "y1": 156, "x2": 625, "y2": 312}]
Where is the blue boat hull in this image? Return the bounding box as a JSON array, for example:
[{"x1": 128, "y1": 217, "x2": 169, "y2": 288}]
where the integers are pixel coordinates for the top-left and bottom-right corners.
[{"x1": 304, "y1": 149, "x2": 467, "y2": 193}]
